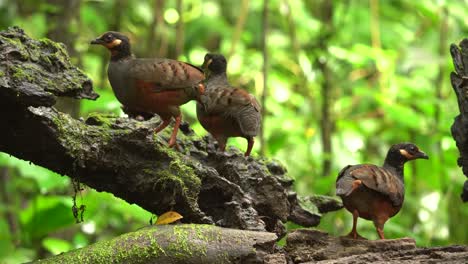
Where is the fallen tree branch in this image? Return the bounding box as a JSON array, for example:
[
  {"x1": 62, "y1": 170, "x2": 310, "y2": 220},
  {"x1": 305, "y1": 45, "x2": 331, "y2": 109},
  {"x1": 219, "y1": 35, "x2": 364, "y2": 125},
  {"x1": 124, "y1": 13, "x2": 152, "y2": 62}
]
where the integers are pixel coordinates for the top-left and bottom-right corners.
[
  {"x1": 33, "y1": 226, "x2": 468, "y2": 263},
  {"x1": 285, "y1": 229, "x2": 468, "y2": 263},
  {"x1": 31, "y1": 224, "x2": 278, "y2": 263},
  {"x1": 0, "y1": 27, "x2": 331, "y2": 235}
]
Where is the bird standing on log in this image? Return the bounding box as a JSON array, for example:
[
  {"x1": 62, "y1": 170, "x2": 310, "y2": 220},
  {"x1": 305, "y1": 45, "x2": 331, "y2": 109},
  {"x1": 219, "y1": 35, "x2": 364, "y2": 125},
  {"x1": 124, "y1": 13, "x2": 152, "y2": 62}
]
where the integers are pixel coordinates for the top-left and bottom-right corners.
[
  {"x1": 90, "y1": 31, "x2": 205, "y2": 147},
  {"x1": 336, "y1": 143, "x2": 428, "y2": 239},
  {"x1": 197, "y1": 53, "x2": 261, "y2": 156}
]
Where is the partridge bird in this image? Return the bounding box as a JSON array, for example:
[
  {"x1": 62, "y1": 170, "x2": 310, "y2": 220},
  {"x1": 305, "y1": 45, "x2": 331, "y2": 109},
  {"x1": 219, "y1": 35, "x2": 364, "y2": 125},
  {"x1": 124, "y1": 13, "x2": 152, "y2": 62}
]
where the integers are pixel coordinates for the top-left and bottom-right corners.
[
  {"x1": 336, "y1": 143, "x2": 428, "y2": 239},
  {"x1": 197, "y1": 54, "x2": 261, "y2": 156},
  {"x1": 90, "y1": 32, "x2": 204, "y2": 147}
]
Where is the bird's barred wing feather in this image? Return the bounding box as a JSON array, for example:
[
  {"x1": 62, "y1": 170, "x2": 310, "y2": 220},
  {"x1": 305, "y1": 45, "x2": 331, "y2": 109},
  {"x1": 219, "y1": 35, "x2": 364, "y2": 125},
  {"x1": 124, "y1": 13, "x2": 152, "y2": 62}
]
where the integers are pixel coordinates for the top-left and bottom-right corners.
[
  {"x1": 202, "y1": 87, "x2": 258, "y2": 113},
  {"x1": 336, "y1": 164, "x2": 404, "y2": 206},
  {"x1": 201, "y1": 86, "x2": 261, "y2": 136},
  {"x1": 129, "y1": 58, "x2": 204, "y2": 91}
]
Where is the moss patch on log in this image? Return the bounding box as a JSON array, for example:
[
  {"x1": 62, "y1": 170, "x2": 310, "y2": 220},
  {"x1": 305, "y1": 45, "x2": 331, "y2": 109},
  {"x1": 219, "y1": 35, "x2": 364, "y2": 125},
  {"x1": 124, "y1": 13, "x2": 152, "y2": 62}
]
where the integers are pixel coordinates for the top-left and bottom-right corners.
[{"x1": 0, "y1": 26, "x2": 98, "y2": 102}]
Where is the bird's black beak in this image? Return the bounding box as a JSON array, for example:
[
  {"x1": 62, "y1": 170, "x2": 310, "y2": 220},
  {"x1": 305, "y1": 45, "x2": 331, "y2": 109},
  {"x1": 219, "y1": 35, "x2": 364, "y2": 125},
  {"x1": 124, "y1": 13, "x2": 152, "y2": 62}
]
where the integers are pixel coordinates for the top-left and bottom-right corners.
[
  {"x1": 416, "y1": 150, "x2": 429, "y2": 160},
  {"x1": 90, "y1": 38, "x2": 104, "y2": 45}
]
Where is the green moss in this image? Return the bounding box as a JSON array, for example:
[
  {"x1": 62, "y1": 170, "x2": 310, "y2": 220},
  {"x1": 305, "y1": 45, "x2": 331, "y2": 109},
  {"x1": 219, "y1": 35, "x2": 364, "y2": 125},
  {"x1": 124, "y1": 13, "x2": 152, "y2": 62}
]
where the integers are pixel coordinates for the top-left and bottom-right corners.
[
  {"x1": 0, "y1": 70, "x2": 4, "y2": 77},
  {"x1": 149, "y1": 133, "x2": 202, "y2": 204},
  {"x1": 34, "y1": 225, "x2": 233, "y2": 263},
  {"x1": 11, "y1": 66, "x2": 34, "y2": 82},
  {"x1": 166, "y1": 225, "x2": 219, "y2": 259},
  {"x1": 168, "y1": 159, "x2": 201, "y2": 201},
  {"x1": 0, "y1": 35, "x2": 29, "y2": 60},
  {"x1": 52, "y1": 112, "x2": 119, "y2": 161},
  {"x1": 0, "y1": 27, "x2": 97, "y2": 100},
  {"x1": 85, "y1": 112, "x2": 117, "y2": 128}
]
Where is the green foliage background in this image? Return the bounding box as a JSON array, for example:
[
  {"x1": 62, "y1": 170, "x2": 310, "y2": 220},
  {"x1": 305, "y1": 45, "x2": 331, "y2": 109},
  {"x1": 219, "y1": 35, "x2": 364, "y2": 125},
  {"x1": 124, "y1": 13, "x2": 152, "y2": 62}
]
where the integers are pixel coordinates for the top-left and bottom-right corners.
[{"x1": 1, "y1": 0, "x2": 467, "y2": 262}]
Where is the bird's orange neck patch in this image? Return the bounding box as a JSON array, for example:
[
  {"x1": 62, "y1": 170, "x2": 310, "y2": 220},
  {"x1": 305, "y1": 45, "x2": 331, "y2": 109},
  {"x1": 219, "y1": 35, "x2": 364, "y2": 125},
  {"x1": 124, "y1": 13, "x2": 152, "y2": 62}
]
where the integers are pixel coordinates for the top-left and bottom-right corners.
[{"x1": 105, "y1": 39, "x2": 122, "y2": 49}]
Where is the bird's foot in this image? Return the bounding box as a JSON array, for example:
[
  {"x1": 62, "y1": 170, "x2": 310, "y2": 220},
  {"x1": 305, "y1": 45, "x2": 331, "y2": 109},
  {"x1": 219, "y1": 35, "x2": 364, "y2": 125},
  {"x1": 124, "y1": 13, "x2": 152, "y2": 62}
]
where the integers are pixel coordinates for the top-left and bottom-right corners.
[
  {"x1": 167, "y1": 139, "x2": 182, "y2": 151},
  {"x1": 345, "y1": 231, "x2": 367, "y2": 240}
]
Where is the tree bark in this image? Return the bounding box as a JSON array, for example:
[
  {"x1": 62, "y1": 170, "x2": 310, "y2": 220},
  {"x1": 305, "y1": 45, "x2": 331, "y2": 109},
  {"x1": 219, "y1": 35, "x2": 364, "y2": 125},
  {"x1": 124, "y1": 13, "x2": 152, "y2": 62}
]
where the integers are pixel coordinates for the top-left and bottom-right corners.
[
  {"x1": 285, "y1": 229, "x2": 468, "y2": 263},
  {"x1": 449, "y1": 38, "x2": 468, "y2": 202},
  {"x1": 31, "y1": 224, "x2": 279, "y2": 264}
]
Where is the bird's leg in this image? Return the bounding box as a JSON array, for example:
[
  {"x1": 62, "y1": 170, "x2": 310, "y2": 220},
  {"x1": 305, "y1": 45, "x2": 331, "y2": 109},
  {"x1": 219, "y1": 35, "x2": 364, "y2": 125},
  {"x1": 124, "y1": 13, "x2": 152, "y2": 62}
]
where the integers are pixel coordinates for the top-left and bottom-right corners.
[
  {"x1": 245, "y1": 137, "x2": 254, "y2": 157},
  {"x1": 376, "y1": 227, "x2": 385, "y2": 239},
  {"x1": 167, "y1": 114, "x2": 182, "y2": 148},
  {"x1": 373, "y1": 216, "x2": 388, "y2": 239},
  {"x1": 348, "y1": 209, "x2": 359, "y2": 239},
  {"x1": 347, "y1": 209, "x2": 366, "y2": 239},
  {"x1": 214, "y1": 136, "x2": 227, "y2": 152},
  {"x1": 154, "y1": 118, "x2": 171, "y2": 134}
]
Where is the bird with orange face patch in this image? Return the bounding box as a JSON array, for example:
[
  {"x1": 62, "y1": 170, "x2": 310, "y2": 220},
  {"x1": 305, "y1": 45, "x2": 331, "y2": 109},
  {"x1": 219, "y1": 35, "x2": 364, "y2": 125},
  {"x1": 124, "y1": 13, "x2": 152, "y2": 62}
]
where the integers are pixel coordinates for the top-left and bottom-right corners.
[
  {"x1": 336, "y1": 143, "x2": 428, "y2": 239},
  {"x1": 90, "y1": 32, "x2": 205, "y2": 147}
]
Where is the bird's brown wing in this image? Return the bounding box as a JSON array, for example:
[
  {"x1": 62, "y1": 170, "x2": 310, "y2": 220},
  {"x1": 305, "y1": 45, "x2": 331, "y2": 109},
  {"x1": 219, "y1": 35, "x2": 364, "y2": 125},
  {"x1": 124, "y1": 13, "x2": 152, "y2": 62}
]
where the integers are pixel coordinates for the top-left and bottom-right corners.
[
  {"x1": 336, "y1": 164, "x2": 404, "y2": 207},
  {"x1": 202, "y1": 87, "x2": 250, "y2": 112},
  {"x1": 202, "y1": 87, "x2": 261, "y2": 136},
  {"x1": 129, "y1": 58, "x2": 204, "y2": 91}
]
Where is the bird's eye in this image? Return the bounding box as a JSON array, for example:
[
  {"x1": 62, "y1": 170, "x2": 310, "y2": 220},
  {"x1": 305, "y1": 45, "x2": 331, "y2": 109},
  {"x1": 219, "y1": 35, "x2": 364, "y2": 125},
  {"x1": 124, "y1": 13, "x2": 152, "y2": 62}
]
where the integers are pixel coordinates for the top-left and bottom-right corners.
[
  {"x1": 409, "y1": 146, "x2": 416, "y2": 151},
  {"x1": 105, "y1": 34, "x2": 113, "y2": 41}
]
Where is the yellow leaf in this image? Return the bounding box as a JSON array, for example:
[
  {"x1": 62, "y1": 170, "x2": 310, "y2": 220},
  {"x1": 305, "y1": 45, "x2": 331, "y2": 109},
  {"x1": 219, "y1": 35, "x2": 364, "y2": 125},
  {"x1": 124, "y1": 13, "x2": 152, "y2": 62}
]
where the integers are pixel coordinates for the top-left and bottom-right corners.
[{"x1": 155, "y1": 211, "x2": 183, "y2": 225}]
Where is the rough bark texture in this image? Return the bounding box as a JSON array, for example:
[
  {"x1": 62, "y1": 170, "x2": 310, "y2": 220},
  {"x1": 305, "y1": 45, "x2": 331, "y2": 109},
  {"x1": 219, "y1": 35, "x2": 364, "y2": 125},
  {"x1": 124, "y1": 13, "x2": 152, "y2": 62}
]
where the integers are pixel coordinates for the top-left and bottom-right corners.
[
  {"x1": 285, "y1": 229, "x2": 468, "y2": 264},
  {"x1": 32, "y1": 227, "x2": 468, "y2": 264},
  {"x1": 32, "y1": 224, "x2": 279, "y2": 264},
  {"x1": 0, "y1": 26, "x2": 323, "y2": 235},
  {"x1": 450, "y1": 38, "x2": 468, "y2": 202}
]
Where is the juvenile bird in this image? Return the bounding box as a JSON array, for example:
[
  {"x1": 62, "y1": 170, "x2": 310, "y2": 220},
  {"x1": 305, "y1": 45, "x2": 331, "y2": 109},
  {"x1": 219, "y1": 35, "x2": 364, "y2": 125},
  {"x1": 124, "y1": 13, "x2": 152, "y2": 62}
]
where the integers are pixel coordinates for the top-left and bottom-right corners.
[
  {"x1": 90, "y1": 32, "x2": 204, "y2": 147},
  {"x1": 197, "y1": 53, "x2": 261, "y2": 156},
  {"x1": 336, "y1": 143, "x2": 428, "y2": 239}
]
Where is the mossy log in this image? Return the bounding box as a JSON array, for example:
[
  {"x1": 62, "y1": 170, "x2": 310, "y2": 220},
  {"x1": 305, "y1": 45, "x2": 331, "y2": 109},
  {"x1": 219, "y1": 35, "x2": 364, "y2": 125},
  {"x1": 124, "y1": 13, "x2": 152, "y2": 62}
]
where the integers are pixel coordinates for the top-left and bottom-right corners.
[
  {"x1": 0, "y1": 26, "x2": 332, "y2": 235},
  {"x1": 450, "y1": 38, "x2": 468, "y2": 202},
  {"x1": 31, "y1": 226, "x2": 468, "y2": 264},
  {"x1": 31, "y1": 224, "x2": 279, "y2": 264}
]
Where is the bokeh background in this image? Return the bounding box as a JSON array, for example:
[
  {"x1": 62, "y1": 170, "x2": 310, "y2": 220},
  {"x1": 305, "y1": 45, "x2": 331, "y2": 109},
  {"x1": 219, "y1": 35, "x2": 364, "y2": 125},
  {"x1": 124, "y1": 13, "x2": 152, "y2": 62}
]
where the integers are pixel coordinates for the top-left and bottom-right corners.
[{"x1": 1, "y1": 0, "x2": 468, "y2": 262}]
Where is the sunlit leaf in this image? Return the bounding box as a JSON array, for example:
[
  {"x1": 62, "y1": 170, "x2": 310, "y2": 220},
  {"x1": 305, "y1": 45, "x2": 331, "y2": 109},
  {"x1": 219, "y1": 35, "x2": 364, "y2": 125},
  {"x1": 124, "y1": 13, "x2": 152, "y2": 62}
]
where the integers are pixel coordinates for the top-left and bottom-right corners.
[
  {"x1": 42, "y1": 238, "x2": 72, "y2": 255},
  {"x1": 155, "y1": 211, "x2": 183, "y2": 225}
]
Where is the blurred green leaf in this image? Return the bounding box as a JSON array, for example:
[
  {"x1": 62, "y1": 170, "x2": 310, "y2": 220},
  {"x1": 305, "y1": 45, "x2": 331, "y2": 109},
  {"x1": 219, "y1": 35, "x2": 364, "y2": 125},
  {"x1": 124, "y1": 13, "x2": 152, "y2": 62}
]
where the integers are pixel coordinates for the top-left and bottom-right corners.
[{"x1": 42, "y1": 238, "x2": 72, "y2": 255}]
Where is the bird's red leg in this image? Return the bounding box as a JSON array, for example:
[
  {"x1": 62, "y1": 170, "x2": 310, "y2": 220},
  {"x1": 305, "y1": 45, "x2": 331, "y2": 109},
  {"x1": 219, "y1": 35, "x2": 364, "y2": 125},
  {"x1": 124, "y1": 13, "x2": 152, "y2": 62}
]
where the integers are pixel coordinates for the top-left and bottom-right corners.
[
  {"x1": 376, "y1": 227, "x2": 385, "y2": 239},
  {"x1": 167, "y1": 114, "x2": 182, "y2": 148},
  {"x1": 348, "y1": 209, "x2": 359, "y2": 239},
  {"x1": 373, "y1": 215, "x2": 388, "y2": 239},
  {"x1": 245, "y1": 137, "x2": 254, "y2": 156},
  {"x1": 154, "y1": 119, "x2": 171, "y2": 134},
  {"x1": 347, "y1": 209, "x2": 366, "y2": 239},
  {"x1": 214, "y1": 136, "x2": 227, "y2": 152}
]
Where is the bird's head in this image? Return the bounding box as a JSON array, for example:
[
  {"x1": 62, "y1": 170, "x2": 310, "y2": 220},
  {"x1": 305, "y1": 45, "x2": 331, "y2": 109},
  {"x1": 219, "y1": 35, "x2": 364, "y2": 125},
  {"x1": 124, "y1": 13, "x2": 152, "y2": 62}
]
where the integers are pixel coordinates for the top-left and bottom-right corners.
[
  {"x1": 202, "y1": 53, "x2": 227, "y2": 75},
  {"x1": 90, "y1": 31, "x2": 131, "y2": 59},
  {"x1": 387, "y1": 143, "x2": 429, "y2": 163}
]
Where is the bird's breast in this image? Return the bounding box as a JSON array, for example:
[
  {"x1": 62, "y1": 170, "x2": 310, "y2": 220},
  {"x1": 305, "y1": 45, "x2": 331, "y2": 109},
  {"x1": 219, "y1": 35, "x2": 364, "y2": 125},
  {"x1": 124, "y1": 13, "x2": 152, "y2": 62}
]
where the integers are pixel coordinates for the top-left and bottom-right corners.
[{"x1": 108, "y1": 61, "x2": 134, "y2": 105}]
